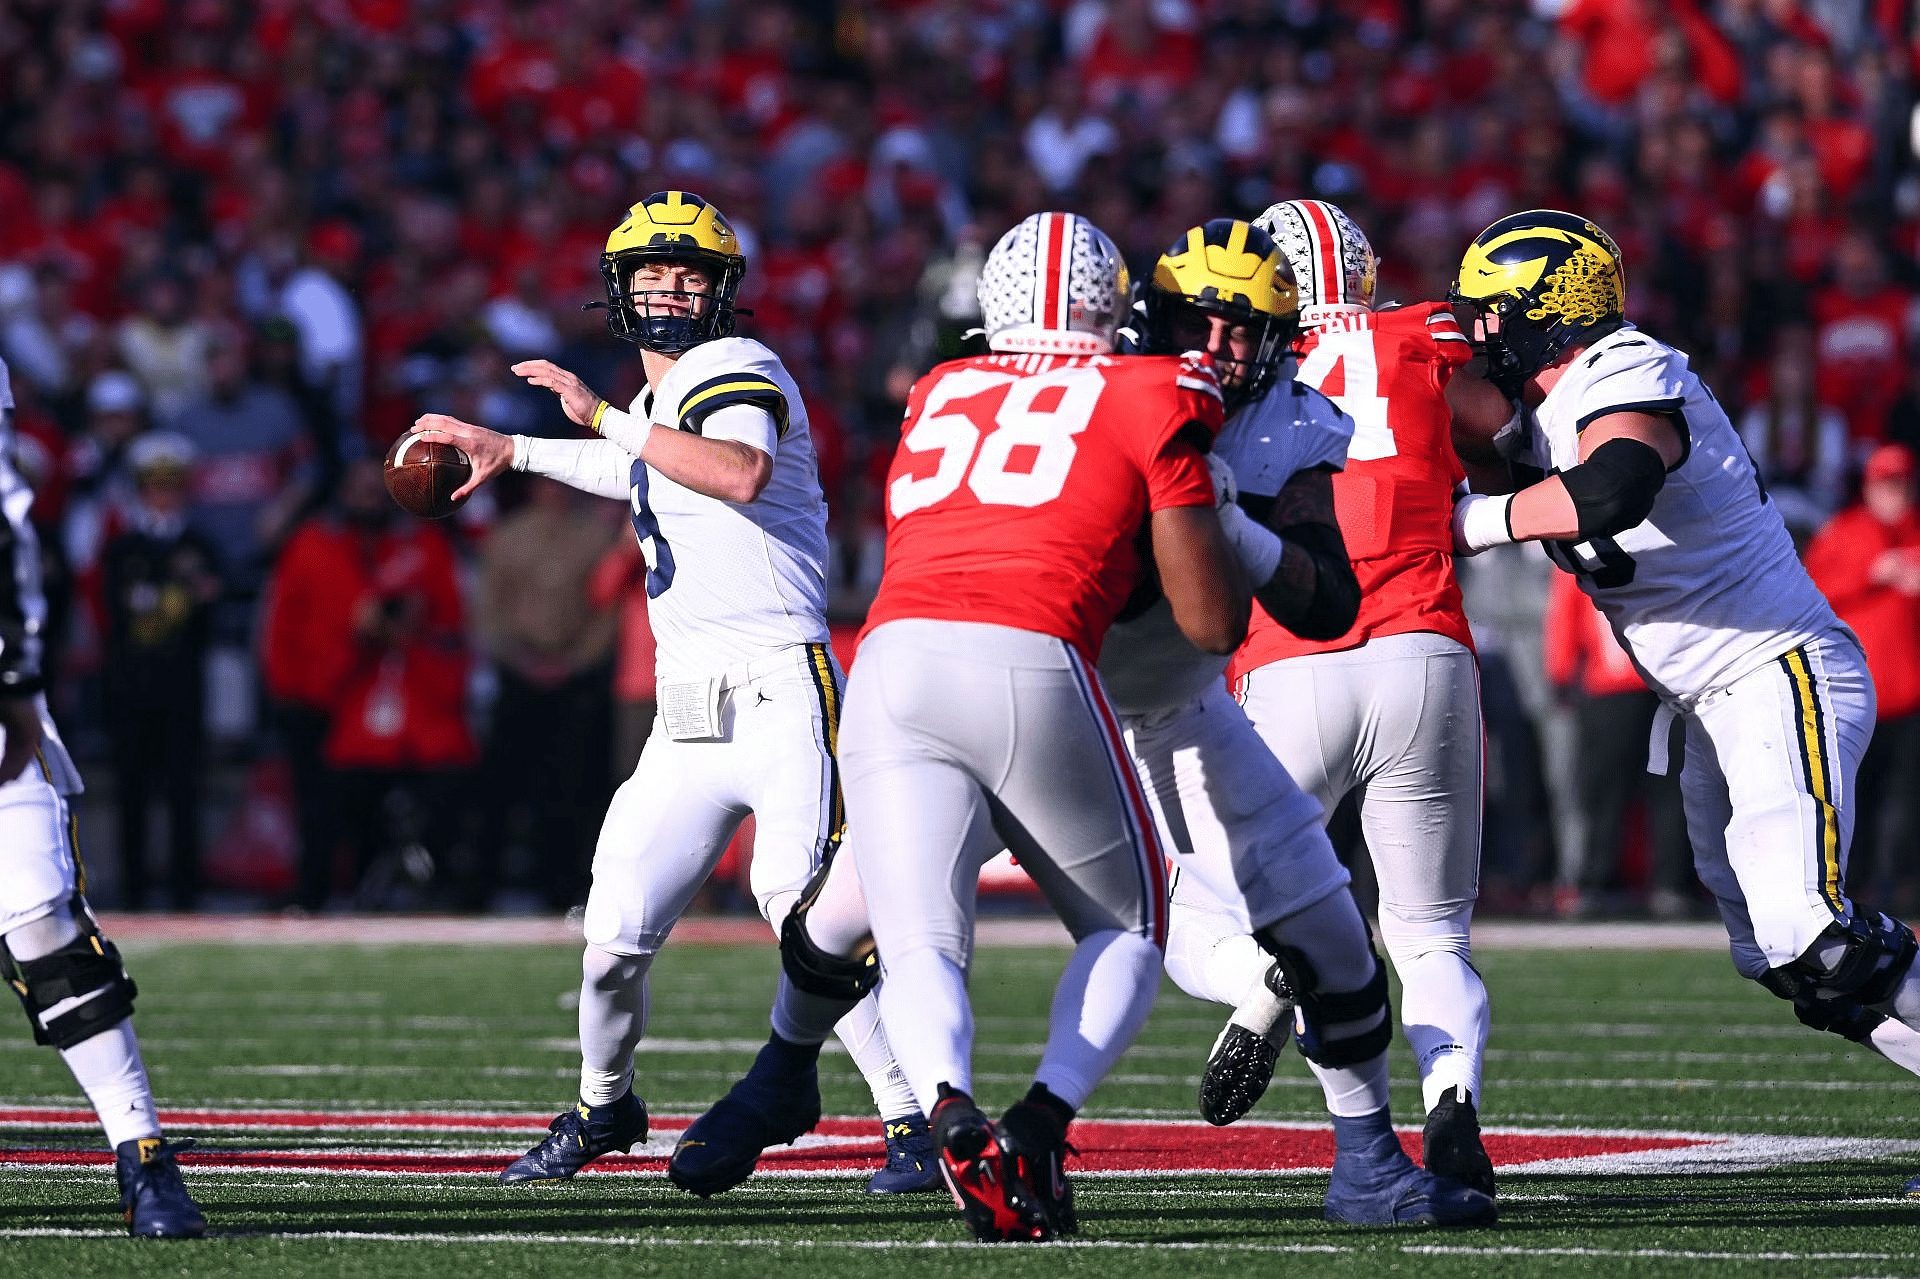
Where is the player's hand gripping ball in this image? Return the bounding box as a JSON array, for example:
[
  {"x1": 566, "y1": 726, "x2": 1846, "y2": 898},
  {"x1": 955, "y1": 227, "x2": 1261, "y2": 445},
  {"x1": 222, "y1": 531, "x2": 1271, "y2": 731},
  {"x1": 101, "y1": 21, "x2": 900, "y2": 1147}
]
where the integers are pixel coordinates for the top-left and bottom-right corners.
[{"x1": 384, "y1": 433, "x2": 473, "y2": 519}]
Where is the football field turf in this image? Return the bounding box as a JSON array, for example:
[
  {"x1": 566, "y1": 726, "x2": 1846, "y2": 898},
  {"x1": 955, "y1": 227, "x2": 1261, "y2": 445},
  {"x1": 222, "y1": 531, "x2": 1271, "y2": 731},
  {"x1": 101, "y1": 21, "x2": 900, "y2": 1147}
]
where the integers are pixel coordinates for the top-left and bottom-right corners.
[{"x1": 7, "y1": 926, "x2": 1920, "y2": 1277}]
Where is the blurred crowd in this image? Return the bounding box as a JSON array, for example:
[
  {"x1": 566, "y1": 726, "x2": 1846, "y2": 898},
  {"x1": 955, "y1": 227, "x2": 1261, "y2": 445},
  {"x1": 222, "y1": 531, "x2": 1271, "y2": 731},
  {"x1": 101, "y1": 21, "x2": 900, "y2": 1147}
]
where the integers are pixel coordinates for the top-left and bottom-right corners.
[{"x1": 2, "y1": 0, "x2": 1919, "y2": 914}]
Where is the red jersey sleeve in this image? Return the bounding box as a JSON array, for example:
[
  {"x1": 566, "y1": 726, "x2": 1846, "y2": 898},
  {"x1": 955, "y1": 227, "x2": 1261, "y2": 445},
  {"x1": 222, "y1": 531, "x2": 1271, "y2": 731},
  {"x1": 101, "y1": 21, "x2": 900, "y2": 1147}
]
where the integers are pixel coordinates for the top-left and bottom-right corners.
[{"x1": 1141, "y1": 354, "x2": 1224, "y2": 511}]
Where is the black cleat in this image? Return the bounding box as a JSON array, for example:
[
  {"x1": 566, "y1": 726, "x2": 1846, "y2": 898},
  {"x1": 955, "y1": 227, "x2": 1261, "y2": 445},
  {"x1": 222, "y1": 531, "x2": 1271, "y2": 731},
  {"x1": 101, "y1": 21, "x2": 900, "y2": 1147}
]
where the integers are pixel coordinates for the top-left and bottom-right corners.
[
  {"x1": 667, "y1": 1039, "x2": 822, "y2": 1197},
  {"x1": 1422, "y1": 1087, "x2": 1496, "y2": 1199},
  {"x1": 930, "y1": 1087, "x2": 1051, "y2": 1243},
  {"x1": 865, "y1": 1113, "x2": 941, "y2": 1193},
  {"x1": 997, "y1": 1099, "x2": 1077, "y2": 1235},
  {"x1": 500, "y1": 1090, "x2": 649, "y2": 1184},
  {"x1": 115, "y1": 1137, "x2": 207, "y2": 1238},
  {"x1": 1198, "y1": 962, "x2": 1294, "y2": 1126}
]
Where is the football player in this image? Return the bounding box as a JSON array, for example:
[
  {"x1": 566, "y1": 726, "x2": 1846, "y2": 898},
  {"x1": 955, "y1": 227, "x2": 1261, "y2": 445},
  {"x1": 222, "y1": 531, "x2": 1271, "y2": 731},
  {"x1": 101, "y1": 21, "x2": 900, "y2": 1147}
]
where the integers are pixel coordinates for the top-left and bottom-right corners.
[
  {"x1": 1164, "y1": 200, "x2": 1498, "y2": 1197},
  {"x1": 410, "y1": 191, "x2": 931, "y2": 1196},
  {"x1": 1120, "y1": 220, "x2": 1495, "y2": 1226},
  {"x1": 0, "y1": 355, "x2": 206, "y2": 1238},
  {"x1": 787, "y1": 210, "x2": 1249, "y2": 1242},
  {"x1": 1447, "y1": 210, "x2": 1920, "y2": 1181}
]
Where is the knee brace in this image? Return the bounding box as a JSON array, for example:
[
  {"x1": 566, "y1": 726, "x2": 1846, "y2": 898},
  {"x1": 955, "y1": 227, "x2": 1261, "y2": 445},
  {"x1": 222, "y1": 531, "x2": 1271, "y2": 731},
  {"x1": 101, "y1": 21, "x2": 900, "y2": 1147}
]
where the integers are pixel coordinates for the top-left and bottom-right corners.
[
  {"x1": 1, "y1": 925, "x2": 139, "y2": 1050},
  {"x1": 1267, "y1": 943, "x2": 1392, "y2": 1070},
  {"x1": 1757, "y1": 966, "x2": 1886, "y2": 1045},
  {"x1": 1781, "y1": 912, "x2": 1919, "y2": 1009},
  {"x1": 780, "y1": 899, "x2": 879, "y2": 1002}
]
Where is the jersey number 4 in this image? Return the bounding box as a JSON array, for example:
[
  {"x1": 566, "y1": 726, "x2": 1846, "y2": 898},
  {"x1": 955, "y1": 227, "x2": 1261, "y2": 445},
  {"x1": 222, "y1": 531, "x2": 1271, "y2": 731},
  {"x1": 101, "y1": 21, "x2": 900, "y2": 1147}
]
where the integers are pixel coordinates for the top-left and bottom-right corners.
[
  {"x1": 1296, "y1": 340, "x2": 1395, "y2": 461},
  {"x1": 889, "y1": 366, "x2": 1101, "y2": 518}
]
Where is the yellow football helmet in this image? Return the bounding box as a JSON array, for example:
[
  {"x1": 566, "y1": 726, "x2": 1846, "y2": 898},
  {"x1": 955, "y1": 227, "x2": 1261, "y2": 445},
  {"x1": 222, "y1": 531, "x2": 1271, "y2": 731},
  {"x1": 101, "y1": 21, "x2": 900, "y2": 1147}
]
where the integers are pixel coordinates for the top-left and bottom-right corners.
[
  {"x1": 1450, "y1": 210, "x2": 1626, "y2": 396},
  {"x1": 598, "y1": 191, "x2": 747, "y2": 353},
  {"x1": 1141, "y1": 219, "x2": 1298, "y2": 407}
]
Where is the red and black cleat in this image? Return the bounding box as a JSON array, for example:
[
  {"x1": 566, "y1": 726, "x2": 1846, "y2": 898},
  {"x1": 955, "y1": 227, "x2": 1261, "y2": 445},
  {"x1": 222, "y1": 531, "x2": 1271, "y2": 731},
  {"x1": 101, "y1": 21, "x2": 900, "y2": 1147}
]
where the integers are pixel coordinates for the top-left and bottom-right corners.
[{"x1": 930, "y1": 1087, "x2": 1052, "y2": 1243}]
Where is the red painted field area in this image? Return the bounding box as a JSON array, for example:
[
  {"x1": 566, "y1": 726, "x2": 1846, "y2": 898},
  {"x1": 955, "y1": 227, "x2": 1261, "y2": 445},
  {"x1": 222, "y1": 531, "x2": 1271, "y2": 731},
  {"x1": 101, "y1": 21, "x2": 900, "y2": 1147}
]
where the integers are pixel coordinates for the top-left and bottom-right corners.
[{"x1": 0, "y1": 1106, "x2": 1708, "y2": 1177}]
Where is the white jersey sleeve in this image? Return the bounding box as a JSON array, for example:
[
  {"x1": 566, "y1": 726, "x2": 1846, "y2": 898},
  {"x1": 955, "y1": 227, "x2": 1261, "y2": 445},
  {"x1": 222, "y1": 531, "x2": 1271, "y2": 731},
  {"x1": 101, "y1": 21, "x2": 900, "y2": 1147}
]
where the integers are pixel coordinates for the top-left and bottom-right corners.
[
  {"x1": 1212, "y1": 380, "x2": 1353, "y2": 497},
  {"x1": 1100, "y1": 378, "x2": 1352, "y2": 717},
  {"x1": 629, "y1": 337, "x2": 830, "y2": 682},
  {"x1": 1523, "y1": 326, "x2": 1840, "y2": 701}
]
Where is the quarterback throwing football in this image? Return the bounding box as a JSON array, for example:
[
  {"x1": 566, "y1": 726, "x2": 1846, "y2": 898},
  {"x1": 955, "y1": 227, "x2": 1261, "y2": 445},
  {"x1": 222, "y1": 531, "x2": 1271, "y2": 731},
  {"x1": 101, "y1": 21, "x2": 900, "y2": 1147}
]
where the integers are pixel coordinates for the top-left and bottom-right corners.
[{"x1": 412, "y1": 191, "x2": 928, "y2": 1195}]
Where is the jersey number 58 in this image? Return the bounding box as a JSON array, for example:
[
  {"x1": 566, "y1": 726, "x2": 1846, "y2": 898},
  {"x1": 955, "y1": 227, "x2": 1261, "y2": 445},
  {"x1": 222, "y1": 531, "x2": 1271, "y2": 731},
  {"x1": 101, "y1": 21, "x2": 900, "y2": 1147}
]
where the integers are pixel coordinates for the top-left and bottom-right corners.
[{"x1": 889, "y1": 366, "x2": 1101, "y2": 517}]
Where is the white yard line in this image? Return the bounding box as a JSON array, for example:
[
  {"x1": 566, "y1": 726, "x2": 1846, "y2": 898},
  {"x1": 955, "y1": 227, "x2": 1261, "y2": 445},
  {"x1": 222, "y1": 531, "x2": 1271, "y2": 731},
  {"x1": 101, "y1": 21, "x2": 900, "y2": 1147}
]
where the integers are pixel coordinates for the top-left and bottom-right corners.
[
  {"x1": 1, "y1": 1227, "x2": 1914, "y2": 1260},
  {"x1": 97, "y1": 914, "x2": 1734, "y2": 950}
]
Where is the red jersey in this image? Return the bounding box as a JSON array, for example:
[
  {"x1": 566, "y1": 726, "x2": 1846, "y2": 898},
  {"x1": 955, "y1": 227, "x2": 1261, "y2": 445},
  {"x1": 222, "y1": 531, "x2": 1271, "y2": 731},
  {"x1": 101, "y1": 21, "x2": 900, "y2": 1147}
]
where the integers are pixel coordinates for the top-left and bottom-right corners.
[
  {"x1": 1230, "y1": 302, "x2": 1474, "y2": 680},
  {"x1": 864, "y1": 351, "x2": 1222, "y2": 662}
]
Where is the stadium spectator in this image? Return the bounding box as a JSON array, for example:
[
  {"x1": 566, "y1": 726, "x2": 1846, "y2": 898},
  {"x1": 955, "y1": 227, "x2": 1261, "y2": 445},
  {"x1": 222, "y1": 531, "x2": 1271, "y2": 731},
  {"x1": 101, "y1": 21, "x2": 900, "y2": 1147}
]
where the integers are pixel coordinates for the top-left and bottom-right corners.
[
  {"x1": 468, "y1": 476, "x2": 622, "y2": 912},
  {"x1": 102, "y1": 432, "x2": 222, "y2": 911},
  {"x1": 1738, "y1": 326, "x2": 1850, "y2": 543},
  {"x1": 1805, "y1": 443, "x2": 1920, "y2": 909},
  {"x1": 1813, "y1": 228, "x2": 1916, "y2": 447},
  {"x1": 171, "y1": 327, "x2": 312, "y2": 608},
  {"x1": 588, "y1": 536, "x2": 659, "y2": 784},
  {"x1": 116, "y1": 273, "x2": 212, "y2": 426},
  {"x1": 1543, "y1": 574, "x2": 1693, "y2": 919}
]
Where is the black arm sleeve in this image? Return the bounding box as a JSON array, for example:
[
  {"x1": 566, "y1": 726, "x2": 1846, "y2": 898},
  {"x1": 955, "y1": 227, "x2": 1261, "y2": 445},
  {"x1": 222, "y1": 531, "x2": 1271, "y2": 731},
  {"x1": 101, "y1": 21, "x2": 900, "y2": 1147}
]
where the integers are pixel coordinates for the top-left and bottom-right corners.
[
  {"x1": 1261, "y1": 518, "x2": 1359, "y2": 642},
  {"x1": 1560, "y1": 436, "x2": 1667, "y2": 540}
]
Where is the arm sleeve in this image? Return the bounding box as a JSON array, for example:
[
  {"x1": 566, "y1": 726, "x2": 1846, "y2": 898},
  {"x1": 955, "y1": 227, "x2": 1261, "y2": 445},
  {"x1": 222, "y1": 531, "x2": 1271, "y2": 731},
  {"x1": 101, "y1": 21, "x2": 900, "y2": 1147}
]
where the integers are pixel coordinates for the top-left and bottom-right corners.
[{"x1": 512, "y1": 435, "x2": 635, "y2": 502}]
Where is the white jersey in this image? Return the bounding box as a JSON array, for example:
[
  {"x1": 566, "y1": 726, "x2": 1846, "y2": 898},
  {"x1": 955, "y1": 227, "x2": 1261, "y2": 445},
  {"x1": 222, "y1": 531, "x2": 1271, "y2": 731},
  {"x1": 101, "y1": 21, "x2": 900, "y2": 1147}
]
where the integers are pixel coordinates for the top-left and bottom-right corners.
[
  {"x1": 621, "y1": 337, "x2": 831, "y2": 683},
  {"x1": 1518, "y1": 324, "x2": 1839, "y2": 702},
  {"x1": 1100, "y1": 379, "x2": 1353, "y2": 716}
]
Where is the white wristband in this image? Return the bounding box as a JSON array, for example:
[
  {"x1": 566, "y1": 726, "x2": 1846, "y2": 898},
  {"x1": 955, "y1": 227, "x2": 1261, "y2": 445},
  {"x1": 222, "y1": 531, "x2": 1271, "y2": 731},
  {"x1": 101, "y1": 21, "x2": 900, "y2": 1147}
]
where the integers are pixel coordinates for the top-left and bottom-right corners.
[
  {"x1": 509, "y1": 435, "x2": 531, "y2": 471},
  {"x1": 597, "y1": 405, "x2": 656, "y2": 458},
  {"x1": 1452, "y1": 492, "x2": 1515, "y2": 555},
  {"x1": 1219, "y1": 501, "x2": 1285, "y2": 586}
]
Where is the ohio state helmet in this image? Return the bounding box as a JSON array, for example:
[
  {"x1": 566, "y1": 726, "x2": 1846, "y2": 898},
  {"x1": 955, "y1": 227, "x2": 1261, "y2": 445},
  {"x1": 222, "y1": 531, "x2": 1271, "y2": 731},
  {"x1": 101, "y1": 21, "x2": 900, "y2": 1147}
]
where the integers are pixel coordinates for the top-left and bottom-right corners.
[
  {"x1": 1254, "y1": 199, "x2": 1378, "y2": 327},
  {"x1": 977, "y1": 212, "x2": 1130, "y2": 356}
]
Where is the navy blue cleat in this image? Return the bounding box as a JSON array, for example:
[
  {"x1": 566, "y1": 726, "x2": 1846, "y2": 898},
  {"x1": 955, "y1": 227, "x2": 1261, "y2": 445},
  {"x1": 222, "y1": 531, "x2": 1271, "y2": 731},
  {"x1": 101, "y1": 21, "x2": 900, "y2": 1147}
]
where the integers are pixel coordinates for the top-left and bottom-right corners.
[
  {"x1": 1422, "y1": 1087, "x2": 1496, "y2": 1199},
  {"x1": 500, "y1": 1090, "x2": 649, "y2": 1184},
  {"x1": 668, "y1": 1036, "x2": 822, "y2": 1197},
  {"x1": 1324, "y1": 1108, "x2": 1497, "y2": 1227},
  {"x1": 115, "y1": 1137, "x2": 206, "y2": 1238},
  {"x1": 865, "y1": 1113, "x2": 941, "y2": 1193}
]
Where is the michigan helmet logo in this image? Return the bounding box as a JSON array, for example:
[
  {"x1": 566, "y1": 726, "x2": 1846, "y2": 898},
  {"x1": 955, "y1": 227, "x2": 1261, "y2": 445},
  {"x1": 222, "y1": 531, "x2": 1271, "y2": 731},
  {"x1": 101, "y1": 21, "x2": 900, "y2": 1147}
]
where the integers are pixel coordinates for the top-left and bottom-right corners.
[
  {"x1": 1140, "y1": 219, "x2": 1298, "y2": 408},
  {"x1": 1451, "y1": 210, "x2": 1627, "y2": 396},
  {"x1": 598, "y1": 191, "x2": 748, "y2": 353}
]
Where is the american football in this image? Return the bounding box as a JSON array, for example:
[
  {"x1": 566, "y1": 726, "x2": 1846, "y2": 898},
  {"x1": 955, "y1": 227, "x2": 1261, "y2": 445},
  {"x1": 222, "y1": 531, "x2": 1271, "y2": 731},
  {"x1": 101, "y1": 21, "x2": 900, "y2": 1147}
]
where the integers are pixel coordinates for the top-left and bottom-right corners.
[{"x1": 383, "y1": 433, "x2": 472, "y2": 519}]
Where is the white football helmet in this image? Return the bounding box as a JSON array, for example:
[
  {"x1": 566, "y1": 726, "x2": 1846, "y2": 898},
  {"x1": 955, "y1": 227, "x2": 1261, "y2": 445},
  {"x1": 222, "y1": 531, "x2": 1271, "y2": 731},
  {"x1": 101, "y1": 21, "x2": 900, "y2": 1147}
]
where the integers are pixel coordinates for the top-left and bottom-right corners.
[
  {"x1": 1253, "y1": 199, "x2": 1378, "y2": 328},
  {"x1": 978, "y1": 212, "x2": 1130, "y2": 356}
]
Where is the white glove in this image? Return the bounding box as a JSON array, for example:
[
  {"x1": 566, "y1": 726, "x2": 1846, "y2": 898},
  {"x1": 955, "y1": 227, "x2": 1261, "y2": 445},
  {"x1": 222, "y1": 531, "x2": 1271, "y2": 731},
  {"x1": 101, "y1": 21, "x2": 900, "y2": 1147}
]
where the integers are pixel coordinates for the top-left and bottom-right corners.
[
  {"x1": 1451, "y1": 491, "x2": 1516, "y2": 556},
  {"x1": 1205, "y1": 453, "x2": 1238, "y2": 510}
]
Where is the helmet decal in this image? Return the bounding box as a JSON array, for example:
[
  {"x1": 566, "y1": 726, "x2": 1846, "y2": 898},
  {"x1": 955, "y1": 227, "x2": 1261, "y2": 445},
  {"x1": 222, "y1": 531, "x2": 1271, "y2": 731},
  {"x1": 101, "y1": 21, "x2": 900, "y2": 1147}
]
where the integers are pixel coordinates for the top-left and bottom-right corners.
[
  {"x1": 598, "y1": 190, "x2": 747, "y2": 353},
  {"x1": 1140, "y1": 219, "x2": 1298, "y2": 409},
  {"x1": 979, "y1": 212, "x2": 1129, "y2": 355},
  {"x1": 1255, "y1": 199, "x2": 1377, "y2": 321},
  {"x1": 1450, "y1": 210, "x2": 1627, "y2": 397}
]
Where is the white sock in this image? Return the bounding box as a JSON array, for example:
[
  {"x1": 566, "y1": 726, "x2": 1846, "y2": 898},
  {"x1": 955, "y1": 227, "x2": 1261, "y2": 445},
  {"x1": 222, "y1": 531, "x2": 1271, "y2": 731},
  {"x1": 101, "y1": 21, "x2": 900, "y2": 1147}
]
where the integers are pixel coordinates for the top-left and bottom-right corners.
[
  {"x1": 1165, "y1": 910, "x2": 1273, "y2": 1008},
  {"x1": 1034, "y1": 929, "x2": 1162, "y2": 1110},
  {"x1": 832, "y1": 991, "x2": 921, "y2": 1120},
  {"x1": 1868, "y1": 1017, "x2": 1920, "y2": 1076},
  {"x1": 1394, "y1": 949, "x2": 1489, "y2": 1111},
  {"x1": 877, "y1": 948, "x2": 974, "y2": 1113},
  {"x1": 4, "y1": 912, "x2": 162, "y2": 1149},
  {"x1": 62, "y1": 1021, "x2": 161, "y2": 1148},
  {"x1": 577, "y1": 945, "x2": 653, "y2": 1107}
]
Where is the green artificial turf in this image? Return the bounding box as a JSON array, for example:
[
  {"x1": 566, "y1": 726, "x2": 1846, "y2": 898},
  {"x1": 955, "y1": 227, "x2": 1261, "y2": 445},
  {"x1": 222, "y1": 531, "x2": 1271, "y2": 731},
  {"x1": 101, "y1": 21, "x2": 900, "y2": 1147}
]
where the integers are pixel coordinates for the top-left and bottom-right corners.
[{"x1": 5, "y1": 939, "x2": 1920, "y2": 1277}]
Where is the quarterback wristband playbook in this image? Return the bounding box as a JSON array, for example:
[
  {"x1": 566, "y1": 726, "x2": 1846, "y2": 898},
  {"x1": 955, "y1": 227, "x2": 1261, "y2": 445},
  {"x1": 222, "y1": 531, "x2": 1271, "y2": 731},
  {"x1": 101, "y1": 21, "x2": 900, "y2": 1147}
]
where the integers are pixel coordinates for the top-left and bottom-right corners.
[{"x1": 1451, "y1": 492, "x2": 1515, "y2": 555}]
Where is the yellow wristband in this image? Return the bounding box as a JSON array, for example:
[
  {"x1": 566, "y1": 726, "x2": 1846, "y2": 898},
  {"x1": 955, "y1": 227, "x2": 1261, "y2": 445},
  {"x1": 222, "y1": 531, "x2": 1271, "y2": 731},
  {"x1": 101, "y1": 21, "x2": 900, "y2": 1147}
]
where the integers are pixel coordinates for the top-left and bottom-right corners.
[{"x1": 590, "y1": 400, "x2": 610, "y2": 432}]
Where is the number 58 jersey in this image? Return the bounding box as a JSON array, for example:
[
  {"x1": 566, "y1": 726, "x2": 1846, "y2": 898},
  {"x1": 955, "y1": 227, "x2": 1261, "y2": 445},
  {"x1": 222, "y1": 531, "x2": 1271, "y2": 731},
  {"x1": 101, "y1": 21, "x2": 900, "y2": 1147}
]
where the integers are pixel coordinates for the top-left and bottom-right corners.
[
  {"x1": 1519, "y1": 324, "x2": 1840, "y2": 702},
  {"x1": 864, "y1": 351, "x2": 1224, "y2": 662}
]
